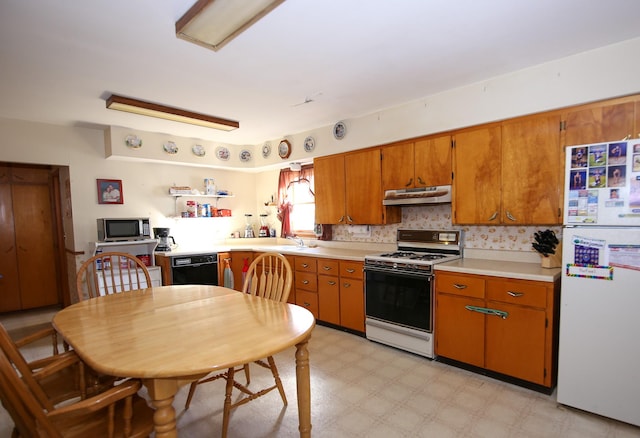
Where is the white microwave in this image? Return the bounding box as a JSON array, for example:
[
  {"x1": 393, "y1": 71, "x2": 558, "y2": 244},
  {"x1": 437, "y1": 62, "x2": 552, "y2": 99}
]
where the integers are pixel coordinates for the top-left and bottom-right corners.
[{"x1": 97, "y1": 218, "x2": 151, "y2": 241}]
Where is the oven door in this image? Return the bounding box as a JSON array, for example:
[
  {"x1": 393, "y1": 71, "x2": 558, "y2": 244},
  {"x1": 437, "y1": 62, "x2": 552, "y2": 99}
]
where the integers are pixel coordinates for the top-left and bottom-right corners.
[{"x1": 364, "y1": 265, "x2": 432, "y2": 332}]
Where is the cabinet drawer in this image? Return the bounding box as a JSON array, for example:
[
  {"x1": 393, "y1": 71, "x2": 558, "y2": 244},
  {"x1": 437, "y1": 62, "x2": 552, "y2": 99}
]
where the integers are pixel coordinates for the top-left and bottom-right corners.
[
  {"x1": 487, "y1": 279, "x2": 547, "y2": 308},
  {"x1": 295, "y1": 256, "x2": 317, "y2": 273},
  {"x1": 318, "y1": 259, "x2": 339, "y2": 275},
  {"x1": 296, "y1": 290, "x2": 319, "y2": 319},
  {"x1": 436, "y1": 273, "x2": 485, "y2": 299},
  {"x1": 295, "y1": 272, "x2": 317, "y2": 292},
  {"x1": 339, "y1": 261, "x2": 363, "y2": 279}
]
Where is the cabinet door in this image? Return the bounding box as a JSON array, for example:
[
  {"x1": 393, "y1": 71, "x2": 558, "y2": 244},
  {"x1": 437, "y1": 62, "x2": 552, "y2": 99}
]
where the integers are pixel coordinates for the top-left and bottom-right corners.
[
  {"x1": 296, "y1": 290, "x2": 319, "y2": 319},
  {"x1": 485, "y1": 301, "x2": 547, "y2": 385},
  {"x1": 381, "y1": 141, "x2": 414, "y2": 190},
  {"x1": 435, "y1": 294, "x2": 485, "y2": 367},
  {"x1": 231, "y1": 251, "x2": 253, "y2": 291},
  {"x1": 563, "y1": 101, "x2": 635, "y2": 146},
  {"x1": 414, "y1": 135, "x2": 452, "y2": 187},
  {"x1": 318, "y1": 274, "x2": 340, "y2": 325},
  {"x1": 0, "y1": 182, "x2": 20, "y2": 312},
  {"x1": 345, "y1": 149, "x2": 383, "y2": 224},
  {"x1": 452, "y1": 126, "x2": 502, "y2": 224},
  {"x1": 314, "y1": 155, "x2": 345, "y2": 224},
  {"x1": 339, "y1": 277, "x2": 364, "y2": 332},
  {"x1": 501, "y1": 114, "x2": 561, "y2": 224}
]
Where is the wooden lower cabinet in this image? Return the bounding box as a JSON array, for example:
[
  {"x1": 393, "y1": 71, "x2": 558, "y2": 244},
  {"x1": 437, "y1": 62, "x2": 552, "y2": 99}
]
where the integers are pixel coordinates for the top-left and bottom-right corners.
[
  {"x1": 230, "y1": 251, "x2": 253, "y2": 291},
  {"x1": 435, "y1": 271, "x2": 559, "y2": 389},
  {"x1": 338, "y1": 261, "x2": 364, "y2": 332},
  {"x1": 318, "y1": 259, "x2": 340, "y2": 325},
  {"x1": 294, "y1": 256, "x2": 318, "y2": 319}
]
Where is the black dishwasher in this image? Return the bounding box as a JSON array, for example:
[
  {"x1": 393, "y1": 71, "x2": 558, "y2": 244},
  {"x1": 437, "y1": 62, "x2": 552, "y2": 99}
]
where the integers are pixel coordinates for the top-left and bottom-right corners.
[{"x1": 171, "y1": 254, "x2": 218, "y2": 285}]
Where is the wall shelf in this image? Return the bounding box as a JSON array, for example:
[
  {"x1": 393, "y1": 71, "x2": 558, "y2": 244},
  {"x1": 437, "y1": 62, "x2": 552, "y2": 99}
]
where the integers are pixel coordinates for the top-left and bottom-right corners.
[{"x1": 170, "y1": 194, "x2": 234, "y2": 217}]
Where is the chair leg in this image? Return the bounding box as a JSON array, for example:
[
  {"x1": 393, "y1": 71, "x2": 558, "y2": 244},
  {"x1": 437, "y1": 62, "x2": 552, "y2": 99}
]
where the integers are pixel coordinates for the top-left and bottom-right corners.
[
  {"x1": 222, "y1": 367, "x2": 235, "y2": 438},
  {"x1": 184, "y1": 381, "x2": 198, "y2": 410},
  {"x1": 243, "y1": 363, "x2": 250, "y2": 384},
  {"x1": 267, "y1": 356, "x2": 287, "y2": 405}
]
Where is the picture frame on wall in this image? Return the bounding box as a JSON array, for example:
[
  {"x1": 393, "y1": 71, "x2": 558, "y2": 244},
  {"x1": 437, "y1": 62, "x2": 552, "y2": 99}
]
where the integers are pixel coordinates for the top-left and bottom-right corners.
[{"x1": 97, "y1": 179, "x2": 123, "y2": 204}]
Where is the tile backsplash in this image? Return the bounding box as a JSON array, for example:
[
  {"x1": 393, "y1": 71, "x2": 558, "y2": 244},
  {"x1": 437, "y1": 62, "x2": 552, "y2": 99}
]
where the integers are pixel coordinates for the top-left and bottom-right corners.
[{"x1": 331, "y1": 204, "x2": 561, "y2": 253}]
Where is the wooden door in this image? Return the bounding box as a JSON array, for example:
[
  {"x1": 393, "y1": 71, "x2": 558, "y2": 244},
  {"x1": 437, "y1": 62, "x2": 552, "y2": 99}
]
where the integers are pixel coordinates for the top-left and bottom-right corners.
[
  {"x1": 435, "y1": 294, "x2": 485, "y2": 367},
  {"x1": 501, "y1": 114, "x2": 562, "y2": 224},
  {"x1": 381, "y1": 141, "x2": 414, "y2": 191},
  {"x1": 345, "y1": 148, "x2": 383, "y2": 224},
  {"x1": 0, "y1": 175, "x2": 21, "y2": 312},
  {"x1": 414, "y1": 135, "x2": 452, "y2": 187},
  {"x1": 452, "y1": 126, "x2": 502, "y2": 224},
  {"x1": 485, "y1": 301, "x2": 547, "y2": 385},
  {"x1": 12, "y1": 183, "x2": 59, "y2": 308},
  {"x1": 563, "y1": 101, "x2": 635, "y2": 146},
  {"x1": 314, "y1": 155, "x2": 345, "y2": 224}
]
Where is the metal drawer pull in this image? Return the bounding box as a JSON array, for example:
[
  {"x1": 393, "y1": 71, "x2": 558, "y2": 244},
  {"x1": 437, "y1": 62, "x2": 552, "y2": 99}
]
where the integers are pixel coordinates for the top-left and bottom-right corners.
[
  {"x1": 338, "y1": 216, "x2": 345, "y2": 223},
  {"x1": 346, "y1": 269, "x2": 355, "y2": 273},
  {"x1": 302, "y1": 280, "x2": 309, "y2": 285},
  {"x1": 328, "y1": 281, "x2": 336, "y2": 286},
  {"x1": 343, "y1": 283, "x2": 351, "y2": 288},
  {"x1": 453, "y1": 284, "x2": 467, "y2": 289},
  {"x1": 323, "y1": 266, "x2": 332, "y2": 271},
  {"x1": 488, "y1": 211, "x2": 498, "y2": 221},
  {"x1": 507, "y1": 291, "x2": 524, "y2": 297},
  {"x1": 465, "y1": 305, "x2": 509, "y2": 319},
  {"x1": 505, "y1": 210, "x2": 517, "y2": 221},
  {"x1": 303, "y1": 302, "x2": 311, "y2": 307},
  {"x1": 302, "y1": 263, "x2": 309, "y2": 268}
]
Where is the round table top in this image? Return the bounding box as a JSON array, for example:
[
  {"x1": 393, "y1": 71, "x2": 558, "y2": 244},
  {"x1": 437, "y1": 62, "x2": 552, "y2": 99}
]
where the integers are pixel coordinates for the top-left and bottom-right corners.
[{"x1": 53, "y1": 285, "x2": 316, "y2": 379}]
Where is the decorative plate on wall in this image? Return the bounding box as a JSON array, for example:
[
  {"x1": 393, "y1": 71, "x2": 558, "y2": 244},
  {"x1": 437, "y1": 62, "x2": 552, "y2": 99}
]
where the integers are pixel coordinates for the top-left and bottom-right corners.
[
  {"x1": 262, "y1": 142, "x2": 271, "y2": 158},
  {"x1": 215, "y1": 146, "x2": 230, "y2": 161},
  {"x1": 163, "y1": 141, "x2": 178, "y2": 154},
  {"x1": 239, "y1": 149, "x2": 252, "y2": 162},
  {"x1": 333, "y1": 121, "x2": 346, "y2": 140},
  {"x1": 191, "y1": 144, "x2": 206, "y2": 157},
  {"x1": 125, "y1": 134, "x2": 142, "y2": 148},
  {"x1": 303, "y1": 136, "x2": 315, "y2": 152}
]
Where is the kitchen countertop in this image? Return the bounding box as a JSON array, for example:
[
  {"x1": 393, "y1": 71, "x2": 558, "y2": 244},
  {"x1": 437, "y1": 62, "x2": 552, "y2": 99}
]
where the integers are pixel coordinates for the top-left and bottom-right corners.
[
  {"x1": 435, "y1": 258, "x2": 561, "y2": 282},
  {"x1": 156, "y1": 241, "x2": 562, "y2": 281}
]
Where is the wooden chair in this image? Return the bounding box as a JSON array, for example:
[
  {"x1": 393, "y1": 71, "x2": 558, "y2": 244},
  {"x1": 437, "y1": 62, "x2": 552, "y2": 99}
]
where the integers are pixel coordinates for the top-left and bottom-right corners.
[
  {"x1": 0, "y1": 322, "x2": 114, "y2": 412},
  {"x1": 76, "y1": 251, "x2": 152, "y2": 301},
  {"x1": 0, "y1": 344, "x2": 155, "y2": 438},
  {"x1": 184, "y1": 252, "x2": 293, "y2": 437}
]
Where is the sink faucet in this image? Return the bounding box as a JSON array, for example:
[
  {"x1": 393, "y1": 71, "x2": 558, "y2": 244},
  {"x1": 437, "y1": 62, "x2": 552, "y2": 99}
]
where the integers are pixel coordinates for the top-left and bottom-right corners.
[{"x1": 287, "y1": 235, "x2": 305, "y2": 248}]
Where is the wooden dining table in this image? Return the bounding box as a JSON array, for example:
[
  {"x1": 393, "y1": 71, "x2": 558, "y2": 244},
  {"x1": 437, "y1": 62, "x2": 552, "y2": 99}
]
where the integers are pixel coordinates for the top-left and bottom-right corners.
[{"x1": 52, "y1": 284, "x2": 316, "y2": 437}]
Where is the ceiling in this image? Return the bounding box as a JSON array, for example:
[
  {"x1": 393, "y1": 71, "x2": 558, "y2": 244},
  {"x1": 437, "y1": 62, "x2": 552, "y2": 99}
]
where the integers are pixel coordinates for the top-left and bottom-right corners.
[{"x1": 2, "y1": 0, "x2": 640, "y2": 147}]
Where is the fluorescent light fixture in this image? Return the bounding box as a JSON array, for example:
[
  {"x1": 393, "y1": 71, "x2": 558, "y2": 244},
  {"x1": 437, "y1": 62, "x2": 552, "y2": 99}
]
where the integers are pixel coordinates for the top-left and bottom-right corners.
[
  {"x1": 176, "y1": 0, "x2": 285, "y2": 52},
  {"x1": 289, "y1": 162, "x2": 302, "y2": 171},
  {"x1": 105, "y1": 94, "x2": 239, "y2": 131}
]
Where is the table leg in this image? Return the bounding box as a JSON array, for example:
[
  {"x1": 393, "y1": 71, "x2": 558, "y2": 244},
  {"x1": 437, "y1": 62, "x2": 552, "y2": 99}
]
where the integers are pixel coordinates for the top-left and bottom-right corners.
[
  {"x1": 143, "y1": 378, "x2": 180, "y2": 438},
  {"x1": 295, "y1": 335, "x2": 312, "y2": 437}
]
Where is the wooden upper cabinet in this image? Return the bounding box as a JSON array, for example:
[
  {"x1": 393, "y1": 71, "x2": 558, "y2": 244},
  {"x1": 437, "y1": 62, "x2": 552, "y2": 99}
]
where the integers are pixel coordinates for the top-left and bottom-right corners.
[
  {"x1": 414, "y1": 135, "x2": 452, "y2": 187},
  {"x1": 345, "y1": 149, "x2": 384, "y2": 224},
  {"x1": 501, "y1": 114, "x2": 562, "y2": 224},
  {"x1": 452, "y1": 126, "x2": 502, "y2": 224},
  {"x1": 562, "y1": 101, "x2": 635, "y2": 146},
  {"x1": 381, "y1": 141, "x2": 414, "y2": 190},
  {"x1": 381, "y1": 135, "x2": 452, "y2": 192},
  {"x1": 315, "y1": 149, "x2": 398, "y2": 225},
  {"x1": 314, "y1": 154, "x2": 346, "y2": 224}
]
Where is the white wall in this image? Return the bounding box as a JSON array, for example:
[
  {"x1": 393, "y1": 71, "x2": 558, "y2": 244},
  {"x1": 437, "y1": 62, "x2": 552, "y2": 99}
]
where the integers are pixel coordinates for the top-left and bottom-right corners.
[{"x1": 2, "y1": 37, "x2": 640, "y2": 256}]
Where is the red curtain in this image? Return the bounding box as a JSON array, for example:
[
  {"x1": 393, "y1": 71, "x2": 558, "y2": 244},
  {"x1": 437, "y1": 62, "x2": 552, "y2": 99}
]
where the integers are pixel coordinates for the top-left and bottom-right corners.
[{"x1": 277, "y1": 164, "x2": 314, "y2": 237}]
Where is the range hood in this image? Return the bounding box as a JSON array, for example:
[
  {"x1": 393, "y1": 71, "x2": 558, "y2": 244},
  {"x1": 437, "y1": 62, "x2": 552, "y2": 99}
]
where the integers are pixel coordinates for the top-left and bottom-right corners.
[{"x1": 383, "y1": 185, "x2": 452, "y2": 206}]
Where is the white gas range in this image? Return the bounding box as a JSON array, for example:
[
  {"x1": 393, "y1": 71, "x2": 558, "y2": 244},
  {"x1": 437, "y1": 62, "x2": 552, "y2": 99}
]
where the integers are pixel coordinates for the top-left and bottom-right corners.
[{"x1": 364, "y1": 229, "x2": 463, "y2": 358}]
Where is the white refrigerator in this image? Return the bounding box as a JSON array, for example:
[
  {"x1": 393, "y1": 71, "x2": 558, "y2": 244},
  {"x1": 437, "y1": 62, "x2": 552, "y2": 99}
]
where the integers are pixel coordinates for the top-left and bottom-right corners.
[{"x1": 558, "y1": 140, "x2": 640, "y2": 426}]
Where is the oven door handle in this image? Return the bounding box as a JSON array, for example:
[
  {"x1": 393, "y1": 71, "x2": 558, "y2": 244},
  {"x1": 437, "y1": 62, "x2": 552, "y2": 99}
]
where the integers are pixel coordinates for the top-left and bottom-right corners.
[{"x1": 465, "y1": 305, "x2": 508, "y2": 319}]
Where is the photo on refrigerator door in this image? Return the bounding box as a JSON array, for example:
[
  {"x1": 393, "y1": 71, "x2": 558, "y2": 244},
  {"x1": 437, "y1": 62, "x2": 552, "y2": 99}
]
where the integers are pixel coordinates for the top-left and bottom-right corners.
[
  {"x1": 570, "y1": 147, "x2": 588, "y2": 168},
  {"x1": 589, "y1": 167, "x2": 606, "y2": 188},
  {"x1": 607, "y1": 142, "x2": 626, "y2": 165},
  {"x1": 588, "y1": 144, "x2": 607, "y2": 166},
  {"x1": 570, "y1": 169, "x2": 586, "y2": 190},
  {"x1": 607, "y1": 165, "x2": 625, "y2": 187}
]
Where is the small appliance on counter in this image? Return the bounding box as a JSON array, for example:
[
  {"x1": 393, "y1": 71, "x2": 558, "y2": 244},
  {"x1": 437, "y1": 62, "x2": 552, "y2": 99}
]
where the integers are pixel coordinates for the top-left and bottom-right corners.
[
  {"x1": 244, "y1": 214, "x2": 255, "y2": 238},
  {"x1": 153, "y1": 227, "x2": 176, "y2": 252},
  {"x1": 259, "y1": 214, "x2": 269, "y2": 237},
  {"x1": 97, "y1": 217, "x2": 150, "y2": 241}
]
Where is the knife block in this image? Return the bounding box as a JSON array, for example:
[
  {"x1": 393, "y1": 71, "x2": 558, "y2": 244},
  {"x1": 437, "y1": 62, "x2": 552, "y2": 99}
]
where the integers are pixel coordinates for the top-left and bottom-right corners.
[{"x1": 540, "y1": 241, "x2": 562, "y2": 269}]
